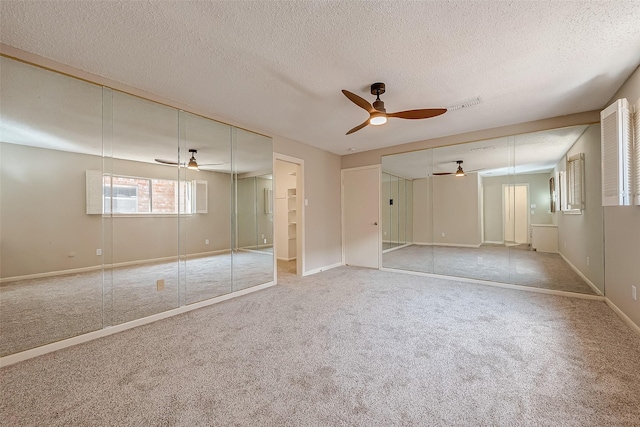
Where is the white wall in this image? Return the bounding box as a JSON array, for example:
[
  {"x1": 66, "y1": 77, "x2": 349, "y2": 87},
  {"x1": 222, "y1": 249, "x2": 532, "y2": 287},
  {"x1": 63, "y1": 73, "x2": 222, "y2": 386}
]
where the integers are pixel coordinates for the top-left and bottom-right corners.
[{"x1": 603, "y1": 65, "x2": 640, "y2": 327}]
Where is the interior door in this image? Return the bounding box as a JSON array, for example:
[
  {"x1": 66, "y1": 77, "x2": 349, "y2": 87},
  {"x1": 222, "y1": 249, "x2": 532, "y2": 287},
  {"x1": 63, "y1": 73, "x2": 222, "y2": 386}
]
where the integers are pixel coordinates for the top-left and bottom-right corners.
[
  {"x1": 504, "y1": 184, "x2": 529, "y2": 244},
  {"x1": 342, "y1": 166, "x2": 380, "y2": 268}
]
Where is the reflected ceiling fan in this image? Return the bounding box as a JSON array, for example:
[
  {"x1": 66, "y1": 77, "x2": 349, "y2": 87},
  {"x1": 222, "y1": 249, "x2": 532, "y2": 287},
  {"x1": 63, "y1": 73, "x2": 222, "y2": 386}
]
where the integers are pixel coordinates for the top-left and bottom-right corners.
[
  {"x1": 342, "y1": 82, "x2": 447, "y2": 135},
  {"x1": 154, "y1": 149, "x2": 224, "y2": 171},
  {"x1": 433, "y1": 160, "x2": 482, "y2": 177}
]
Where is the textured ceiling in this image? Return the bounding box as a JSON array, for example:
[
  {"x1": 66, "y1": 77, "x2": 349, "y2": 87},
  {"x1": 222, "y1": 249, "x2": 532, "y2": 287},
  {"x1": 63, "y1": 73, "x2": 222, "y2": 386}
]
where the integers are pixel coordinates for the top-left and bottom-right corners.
[{"x1": 1, "y1": 1, "x2": 639, "y2": 155}]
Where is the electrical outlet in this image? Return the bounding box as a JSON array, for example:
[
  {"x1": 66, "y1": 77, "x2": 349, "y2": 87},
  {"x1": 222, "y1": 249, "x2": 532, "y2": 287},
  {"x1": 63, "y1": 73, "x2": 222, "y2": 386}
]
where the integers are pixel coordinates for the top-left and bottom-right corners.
[
  {"x1": 96, "y1": 249, "x2": 102, "y2": 256},
  {"x1": 205, "y1": 239, "x2": 209, "y2": 245},
  {"x1": 441, "y1": 232, "x2": 445, "y2": 237},
  {"x1": 68, "y1": 252, "x2": 76, "y2": 258},
  {"x1": 632, "y1": 285, "x2": 637, "y2": 301},
  {"x1": 263, "y1": 238, "x2": 267, "y2": 244},
  {"x1": 586, "y1": 256, "x2": 590, "y2": 266},
  {"x1": 157, "y1": 279, "x2": 165, "y2": 291}
]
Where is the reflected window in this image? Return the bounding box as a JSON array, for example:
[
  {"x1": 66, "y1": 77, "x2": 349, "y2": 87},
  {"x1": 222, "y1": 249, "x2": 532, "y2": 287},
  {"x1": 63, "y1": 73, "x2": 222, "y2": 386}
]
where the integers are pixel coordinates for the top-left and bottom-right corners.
[{"x1": 103, "y1": 175, "x2": 192, "y2": 214}]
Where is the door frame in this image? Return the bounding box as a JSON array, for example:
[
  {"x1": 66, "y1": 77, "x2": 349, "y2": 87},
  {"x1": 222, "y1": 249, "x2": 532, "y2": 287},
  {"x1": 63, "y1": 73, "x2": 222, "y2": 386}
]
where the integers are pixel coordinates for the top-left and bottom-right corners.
[
  {"x1": 274, "y1": 153, "x2": 305, "y2": 276},
  {"x1": 341, "y1": 165, "x2": 382, "y2": 269},
  {"x1": 502, "y1": 183, "x2": 530, "y2": 244}
]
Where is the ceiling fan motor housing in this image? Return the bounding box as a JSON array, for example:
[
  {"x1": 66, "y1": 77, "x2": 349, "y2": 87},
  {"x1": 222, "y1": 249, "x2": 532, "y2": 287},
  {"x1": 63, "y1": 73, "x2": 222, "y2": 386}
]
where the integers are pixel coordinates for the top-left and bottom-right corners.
[{"x1": 370, "y1": 82, "x2": 386, "y2": 95}]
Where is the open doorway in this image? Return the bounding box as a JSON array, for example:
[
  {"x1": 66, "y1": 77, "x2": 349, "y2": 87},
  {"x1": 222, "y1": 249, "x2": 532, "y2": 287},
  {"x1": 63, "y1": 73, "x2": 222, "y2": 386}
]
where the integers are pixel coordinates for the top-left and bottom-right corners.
[
  {"x1": 503, "y1": 183, "x2": 530, "y2": 246},
  {"x1": 275, "y1": 155, "x2": 304, "y2": 278}
]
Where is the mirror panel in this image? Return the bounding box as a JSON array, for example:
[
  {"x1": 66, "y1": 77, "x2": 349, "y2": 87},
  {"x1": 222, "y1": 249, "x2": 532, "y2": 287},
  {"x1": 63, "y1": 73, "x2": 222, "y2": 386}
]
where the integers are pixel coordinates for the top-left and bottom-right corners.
[
  {"x1": 180, "y1": 111, "x2": 233, "y2": 305},
  {"x1": 382, "y1": 125, "x2": 603, "y2": 296},
  {"x1": 0, "y1": 57, "x2": 104, "y2": 355},
  {"x1": 232, "y1": 128, "x2": 274, "y2": 291},
  {"x1": 0, "y1": 56, "x2": 275, "y2": 358}
]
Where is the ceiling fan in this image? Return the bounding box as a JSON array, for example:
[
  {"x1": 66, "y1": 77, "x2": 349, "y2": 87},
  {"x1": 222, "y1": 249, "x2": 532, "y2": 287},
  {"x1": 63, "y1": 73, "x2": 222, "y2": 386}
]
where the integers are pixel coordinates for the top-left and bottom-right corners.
[
  {"x1": 433, "y1": 160, "x2": 482, "y2": 177},
  {"x1": 154, "y1": 149, "x2": 223, "y2": 171},
  {"x1": 342, "y1": 82, "x2": 447, "y2": 135}
]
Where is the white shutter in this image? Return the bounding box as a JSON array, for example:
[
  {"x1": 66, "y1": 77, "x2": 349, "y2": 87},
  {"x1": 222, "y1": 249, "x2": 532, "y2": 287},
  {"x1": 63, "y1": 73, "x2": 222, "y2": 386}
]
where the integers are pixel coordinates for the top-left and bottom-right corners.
[
  {"x1": 601, "y1": 98, "x2": 632, "y2": 206},
  {"x1": 86, "y1": 170, "x2": 103, "y2": 214},
  {"x1": 634, "y1": 98, "x2": 640, "y2": 205},
  {"x1": 193, "y1": 180, "x2": 208, "y2": 213}
]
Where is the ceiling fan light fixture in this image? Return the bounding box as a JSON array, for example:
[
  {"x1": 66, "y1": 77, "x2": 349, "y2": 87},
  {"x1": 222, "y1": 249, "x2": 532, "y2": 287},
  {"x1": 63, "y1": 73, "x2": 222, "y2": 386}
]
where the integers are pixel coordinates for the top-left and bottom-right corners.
[
  {"x1": 187, "y1": 149, "x2": 199, "y2": 171},
  {"x1": 370, "y1": 114, "x2": 387, "y2": 126},
  {"x1": 455, "y1": 160, "x2": 465, "y2": 177}
]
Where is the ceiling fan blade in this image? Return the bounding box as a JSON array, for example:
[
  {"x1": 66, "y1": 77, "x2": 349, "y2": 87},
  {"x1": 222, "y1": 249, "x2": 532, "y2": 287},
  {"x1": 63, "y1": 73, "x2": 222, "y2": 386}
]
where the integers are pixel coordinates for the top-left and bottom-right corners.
[
  {"x1": 155, "y1": 158, "x2": 179, "y2": 165},
  {"x1": 432, "y1": 172, "x2": 453, "y2": 176},
  {"x1": 346, "y1": 119, "x2": 370, "y2": 135},
  {"x1": 342, "y1": 90, "x2": 374, "y2": 113},
  {"x1": 388, "y1": 108, "x2": 447, "y2": 120}
]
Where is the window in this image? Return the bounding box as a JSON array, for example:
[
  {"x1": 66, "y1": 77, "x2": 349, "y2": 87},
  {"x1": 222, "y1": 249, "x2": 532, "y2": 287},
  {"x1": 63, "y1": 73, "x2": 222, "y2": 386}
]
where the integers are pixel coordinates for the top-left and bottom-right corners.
[{"x1": 102, "y1": 175, "x2": 192, "y2": 214}]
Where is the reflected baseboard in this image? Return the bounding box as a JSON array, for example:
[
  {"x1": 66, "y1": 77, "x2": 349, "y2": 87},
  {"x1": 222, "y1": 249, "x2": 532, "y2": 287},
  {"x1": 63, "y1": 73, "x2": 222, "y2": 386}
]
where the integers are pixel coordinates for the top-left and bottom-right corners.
[
  {"x1": 380, "y1": 267, "x2": 605, "y2": 301},
  {"x1": 0, "y1": 249, "x2": 233, "y2": 284},
  {"x1": 382, "y1": 243, "x2": 411, "y2": 254},
  {"x1": 277, "y1": 256, "x2": 297, "y2": 261}
]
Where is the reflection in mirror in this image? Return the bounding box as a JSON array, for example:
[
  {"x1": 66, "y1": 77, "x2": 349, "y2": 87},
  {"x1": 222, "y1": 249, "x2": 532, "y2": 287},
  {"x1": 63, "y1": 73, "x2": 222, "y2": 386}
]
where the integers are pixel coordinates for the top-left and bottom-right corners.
[
  {"x1": 382, "y1": 124, "x2": 604, "y2": 295},
  {"x1": 0, "y1": 56, "x2": 275, "y2": 358},
  {"x1": 232, "y1": 128, "x2": 274, "y2": 291},
  {"x1": 179, "y1": 111, "x2": 232, "y2": 305},
  {"x1": 0, "y1": 57, "x2": 104, "y2": 355}
]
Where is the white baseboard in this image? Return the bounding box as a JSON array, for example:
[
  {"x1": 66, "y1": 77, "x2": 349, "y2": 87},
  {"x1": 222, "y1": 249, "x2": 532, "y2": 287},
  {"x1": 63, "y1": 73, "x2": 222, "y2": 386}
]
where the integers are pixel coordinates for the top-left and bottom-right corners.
[
  {"x1": 605, "y1": 298, "x2": 640, "y2": 337},
  {"x1": 381, "y1": 267, "x2": 605, "y2": 301},
  {"x1": 303, "y1": 262, "x2": 343, "y2": 276},
  {"x1": 382, "y1": 243, "x2": 411, "y2": 254},
  {"x1": 412, "y1": 242, "x2": 433, "y2": 246},
  {"x1": 432, "y1": 243, "x2": 482, "y2": 248},
  {"x1": 483, "y1": 240, "x2": 504, "y2": 245},
  {"x1": 277, "y1": 256, "x2": 297, "y2": 261},
  {"x1": 0, "y1": 280, "x2": 276, "y2": 368},
  {"x1": 558, "y1": 252, "x2": 603, "y2": 296}
]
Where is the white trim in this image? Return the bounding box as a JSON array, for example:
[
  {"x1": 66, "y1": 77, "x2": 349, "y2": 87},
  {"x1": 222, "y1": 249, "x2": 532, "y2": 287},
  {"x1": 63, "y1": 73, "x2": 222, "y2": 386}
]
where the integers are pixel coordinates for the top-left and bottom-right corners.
[
  {"x1": 558, "y1": 252, "x2": 603, "y2": 296},
  {"x1": 605, "y1": 298, "x2": 640, "y2": 337},
  {"x1": 0, "y1": 281, "x2": 276, "y2": 368},
  {"x1": 303, "y1": 262, "x2": 343, "y2": 276},
  {"x1": 0, "y1": 250, "x2": 231, "y2": 284},
  {"x1": 412, "y1": 242, "x2": 433, "y2": 246},
  {"x1": 483, "y1": 240, "x2": 505, "y2": 245},
  {"x1": 381, "y1": 267, "x2": 605, "y2": 301},
  {"x1": 277, "y1": 256, "x2": 297, "y2": 261}
]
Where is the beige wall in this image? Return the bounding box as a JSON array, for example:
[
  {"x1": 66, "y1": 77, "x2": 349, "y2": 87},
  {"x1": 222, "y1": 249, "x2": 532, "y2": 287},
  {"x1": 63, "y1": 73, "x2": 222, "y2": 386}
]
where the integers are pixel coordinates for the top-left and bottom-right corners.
[
  {"x1": 603, "y1": 64, "x2": 640, "y2": 327},
  {"x1": 412, "y1": 178, "x2": 433, "y2": 244},
  {"x1": 273, "y1": 136, "x2": 342, "y2": 272},
  {"x1": 553, "y1": 124, "x2": 605, "y2": 293},
  {"x1": 0, "y1": 143, "x2": 231, "y2": 278},
  {"x1": 432, "y1": 173, "x2": 481, "y2": 246},
  {"x1": 482, "y1": 173, "x2": 552, "y2": 243}
]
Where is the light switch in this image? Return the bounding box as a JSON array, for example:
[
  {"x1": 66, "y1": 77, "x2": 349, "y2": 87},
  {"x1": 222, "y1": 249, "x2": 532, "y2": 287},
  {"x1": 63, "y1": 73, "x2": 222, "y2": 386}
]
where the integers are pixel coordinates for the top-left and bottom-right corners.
[{"x1": 531, "y1": 204, "x2": 536, "y2": 208}]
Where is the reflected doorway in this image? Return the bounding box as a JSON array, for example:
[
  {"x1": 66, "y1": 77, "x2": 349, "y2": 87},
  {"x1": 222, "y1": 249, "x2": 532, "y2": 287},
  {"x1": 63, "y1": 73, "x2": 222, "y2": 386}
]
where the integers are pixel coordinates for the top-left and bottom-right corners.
[
  {"x1": 275, "y1": 155, "x2": 304, "y2": 277},
  {"x1": 503, "y1": 184, "x2": 530, "y2": 245}
]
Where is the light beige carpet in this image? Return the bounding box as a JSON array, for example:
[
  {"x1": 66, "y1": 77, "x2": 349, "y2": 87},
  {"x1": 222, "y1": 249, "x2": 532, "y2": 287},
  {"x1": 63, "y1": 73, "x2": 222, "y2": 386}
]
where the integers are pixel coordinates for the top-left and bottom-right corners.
[{"x1": 2, "y1": 266, "x2": 639, "y2": 426}]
